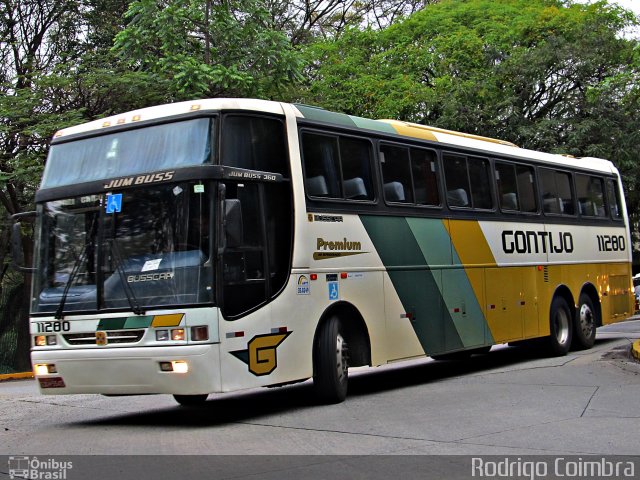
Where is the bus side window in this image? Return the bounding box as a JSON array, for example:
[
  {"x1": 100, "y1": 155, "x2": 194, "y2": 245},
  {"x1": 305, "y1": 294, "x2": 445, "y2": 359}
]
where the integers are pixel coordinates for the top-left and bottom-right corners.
[
  {"x1": 411, "y1": 148, "x2": 440, "y2": 206},
  {"x1": 302, "y1": 132, "x2": 342, "y2": 198},
  {"x1": 576, "y1": 174, "x2": 606, "y2": 217},
  {"x1": 516, "y1": 165, "x2": 537, "y2": 213},
  {"x1": 495, "y1": 162, "x2": 519, "y2": 211},
  {"x1": 339, "y1": 137, "x2": 374, "y2": 201},
  {"x1": 468, "y1": 156, "x2": 493, "y2": 210},
  {"x1": 443, "y1": 154, "x2": 471, "y2": 208},
  {"x1": 606, "y1": 178, "x2": 623, "y2": 220},
  {"x1": 302, "y1": 132, "x2": 374, "y2": 201},
  {"x1": 540, "y1": 168, "x2": 575, "y2": 216},
  {"x1": 380, "y1": 144, "x2": 412, "y2": 203}
]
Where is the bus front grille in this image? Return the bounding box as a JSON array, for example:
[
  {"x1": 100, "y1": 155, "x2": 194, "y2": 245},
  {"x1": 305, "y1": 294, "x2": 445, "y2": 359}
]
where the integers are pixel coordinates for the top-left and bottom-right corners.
[{"x1": 63, "y1": 329, "x2": 145, "y2": 345}]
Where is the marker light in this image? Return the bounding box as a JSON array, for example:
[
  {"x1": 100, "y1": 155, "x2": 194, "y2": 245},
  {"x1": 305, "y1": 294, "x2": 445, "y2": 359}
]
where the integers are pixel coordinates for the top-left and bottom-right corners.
[
  {"x1": 191, "y1": 326, "x2": 209, "y2": 341},
  {"x1": 172, "y1": 361, "x2": 189, "y2": 373},
  {"x1": 159, "y1": 362, "x2": 173, "y2": 372},
  {"x1": 46, "y1": 336, "x2": 57, "y2": 346},
  {"x1": 171, "y1": 329, "x2": 185, "y2": 341}
]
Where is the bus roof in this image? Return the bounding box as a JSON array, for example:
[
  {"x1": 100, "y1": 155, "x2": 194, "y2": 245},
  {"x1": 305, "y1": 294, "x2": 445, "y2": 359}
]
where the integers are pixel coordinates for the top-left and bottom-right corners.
[{"x1": 53, "y1": 98, "x2": 619, "y2": 176}]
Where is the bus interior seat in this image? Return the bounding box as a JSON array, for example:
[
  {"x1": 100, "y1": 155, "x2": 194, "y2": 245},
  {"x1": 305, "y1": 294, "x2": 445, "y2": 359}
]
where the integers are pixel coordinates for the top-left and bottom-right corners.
[
  {"x1": 307, "y1": 175, "x2": 329, "y2": 196},
  {"x1": 579, "y1": 200, "x2": 599, "y2": 217},
  {"x1": 384, "y1": 182, "x2": 405, "y2": 202},
  {"x1": 543, "y1": 196, "x2": 561, "y2": 213},
  {"x1": 447, "y1": 188, "x2": 469, "y2": 207},
  {"x1": 344, "y1": 177, "x2": 368, "y2": 199},
  {"x1": 502, "y1": 192, "x2": 518, "y2": 210}
]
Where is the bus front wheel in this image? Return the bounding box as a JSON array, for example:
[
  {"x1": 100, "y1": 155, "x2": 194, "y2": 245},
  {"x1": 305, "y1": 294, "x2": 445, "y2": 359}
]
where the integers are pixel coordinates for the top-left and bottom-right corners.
[
  {"x1": 573, "y1": 294, "x2": 597, "y2": 349},
  {"x1": 547, "y1": 296, "x2": 573, "y2": 356},
  {"x1": 313, "y1": 316, "x2": 348, "y2": 404}
]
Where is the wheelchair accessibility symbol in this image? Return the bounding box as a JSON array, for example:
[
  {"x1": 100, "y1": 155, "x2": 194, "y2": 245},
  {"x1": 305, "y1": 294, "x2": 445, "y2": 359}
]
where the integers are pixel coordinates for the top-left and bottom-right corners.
[
  {"x1": 105, "y1": 193, "x2": 123, "y2": 214},
  {"x1": 328, "y1": 281, "x2": 339, "y2": 301}
]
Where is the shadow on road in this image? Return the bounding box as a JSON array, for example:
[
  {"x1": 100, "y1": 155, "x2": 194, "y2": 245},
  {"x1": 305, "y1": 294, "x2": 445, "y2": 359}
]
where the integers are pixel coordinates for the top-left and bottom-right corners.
[{"x1": 73, "y1": 337, "x2": 622, "y2": 429}]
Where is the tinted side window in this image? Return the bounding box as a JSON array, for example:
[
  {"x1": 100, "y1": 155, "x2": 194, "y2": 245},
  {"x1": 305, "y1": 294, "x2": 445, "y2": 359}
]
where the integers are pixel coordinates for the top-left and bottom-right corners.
[
  {"x1": 576, "y1": 174, "x2": 606, "y2": 217},
  {"x1": 516, "y1": 165, "x2": 537, "y2": 213},
  {"x1": 496, "y1": 162, "x2": 519, "y2": 211},
  {"x1": 222, "y1": 116, "x2": 288, "y2": 175},
  {"x1": 302, "y1": 132, "x2": 374, "y2": 201},
  {"x1": 302, "y1": 133, "x2": 341, "y2": 197},
  {"x1": 380, "y1": 144, "x2": 412, "y2": 203},
  {"x1": 444, "y1": 153, "x2": 492, "y2": 210},
  {"x1": 606, "y1": 179, "x2": 623, "y2": 220},
  {"x1": 540, "y1": 168, "x2": 575, "y2": 216},
  {"x1": 496, "y1": 162, "x2": 537, "y2": 213},
  {"x1": 340, "y1": 137, "x2": 374, "y2": 200},
  {"x1": 468, "y1": 157, "x2": 493, "y2": 209},
  {"x1": 411, "y1": 148, "x2": 440, "y2": 206},
  {"x1": 444, "y1": 154, "x2": 471, "y2": 208}
]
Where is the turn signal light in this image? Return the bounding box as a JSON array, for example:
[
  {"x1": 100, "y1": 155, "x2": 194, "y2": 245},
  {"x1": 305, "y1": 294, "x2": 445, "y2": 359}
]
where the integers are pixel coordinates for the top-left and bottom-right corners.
[
  {"x1": 191, "y1": 326, "x2": 208, "y2": 341},
  {"x1": 171, "y1": 329, "x2": 185, "y2": 341}
]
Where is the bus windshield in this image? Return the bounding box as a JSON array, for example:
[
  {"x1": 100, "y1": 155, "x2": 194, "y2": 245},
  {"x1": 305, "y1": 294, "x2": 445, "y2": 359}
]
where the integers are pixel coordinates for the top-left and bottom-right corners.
[
  {"x1": 41, "y1": 118, "x2": 213, "y2": 189},
  {"x1": 32, "y1": 181, "x2": 214, "y2": 314}
]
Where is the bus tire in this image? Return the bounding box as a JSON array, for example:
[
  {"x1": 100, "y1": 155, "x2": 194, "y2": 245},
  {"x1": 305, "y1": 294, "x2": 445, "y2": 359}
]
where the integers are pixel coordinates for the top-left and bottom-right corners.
[
  {"x1": 573, "y1": 293, "x2": 597, "y2": 349},
  {"x1": 547, "y1": 296, "x2": 573, "y2": 356},
  {"x1": 173, "y1": 394, "x2": 208, "y2": 406},
  {"x1": 313, "y1": 316, "x2": 348, "y2": 404}
]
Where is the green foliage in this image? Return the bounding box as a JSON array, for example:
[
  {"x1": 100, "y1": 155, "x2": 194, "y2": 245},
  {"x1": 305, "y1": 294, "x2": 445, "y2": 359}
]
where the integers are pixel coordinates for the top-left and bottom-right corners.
[
  {"x1": 298, "y1": 0, "x2": 640, "y2": 217},
  {"x1": 113, "y1": 0, "x2": 303, "y2": 99}
]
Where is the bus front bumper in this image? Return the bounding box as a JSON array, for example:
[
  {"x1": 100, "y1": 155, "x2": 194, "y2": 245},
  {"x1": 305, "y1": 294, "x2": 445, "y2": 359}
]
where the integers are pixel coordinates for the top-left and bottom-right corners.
[{"x1": 31, "y1": 344, "x2": 221, "y2": 395}]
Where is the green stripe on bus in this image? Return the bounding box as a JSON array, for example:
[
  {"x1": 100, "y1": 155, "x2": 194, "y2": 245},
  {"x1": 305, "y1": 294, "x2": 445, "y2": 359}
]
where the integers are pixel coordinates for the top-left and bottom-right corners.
[
  {"x1": 96, "y1": 316, "x2": 153, "y2": 330},
  {"x1": 295, "y1": 104, "x2": 358, "y2": 128},
  {"x1": 97, "y1": 318, "x2": 127, "y2": 331},
  {"x1": 123, "y1": 316, "x2": 153, "y2": 329},
  {"x1": 362, "y1": 215, "x2": 493, "y2": 352},
  {"x1": 350, "y1": 116, "x2": 398, "y2": 134},
  {"x1": 407, "y1": 218, "x2": 492, "y2": 346},
  {"x1": 360, "y1": 215, "x2": 462, "y2": 354}
]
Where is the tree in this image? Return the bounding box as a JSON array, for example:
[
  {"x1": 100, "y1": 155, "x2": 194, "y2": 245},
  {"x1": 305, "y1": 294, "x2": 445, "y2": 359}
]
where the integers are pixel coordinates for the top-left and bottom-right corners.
[
  {"x1": 298, "y1": 0, "x2": 640, "y2": 216},
  {"x1": 113, "y1": 0, "x2": 305, "y2": 99}
]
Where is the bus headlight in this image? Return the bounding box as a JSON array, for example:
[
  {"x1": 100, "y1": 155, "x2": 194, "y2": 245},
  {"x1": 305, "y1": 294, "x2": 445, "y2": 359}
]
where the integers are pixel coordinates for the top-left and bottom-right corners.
[
  {"x1": 34, "y1": 364, "x2": 57, "y2": 375},
  {"x1": 35, "y1": 335, "x2": 57, "y2": 346},
  {"x1": 156, "y1": 330, "x2": 169, "y2": 341},
  {"x1": 159, "y1": 361, "x2": 189, "y2": 373}
]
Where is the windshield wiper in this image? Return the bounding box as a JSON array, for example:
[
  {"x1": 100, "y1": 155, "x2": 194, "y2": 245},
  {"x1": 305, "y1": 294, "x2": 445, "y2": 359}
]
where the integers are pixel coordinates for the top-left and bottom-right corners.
[
  {"x1": 109, "y1": 238, "x2": 144, "y2": 315},
  {"x1": 54, "y1": 243, "x2": 89, "y2": 320}
]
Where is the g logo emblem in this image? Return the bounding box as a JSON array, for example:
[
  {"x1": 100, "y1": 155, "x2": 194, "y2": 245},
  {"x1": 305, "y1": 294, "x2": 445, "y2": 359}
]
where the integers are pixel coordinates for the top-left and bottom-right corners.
[
  {"x1": 230, "y1": 332, "x2": 291, "y2": 376},
  {"x1": 96, "y1": 331, "x2": 108, "y2": 346}
]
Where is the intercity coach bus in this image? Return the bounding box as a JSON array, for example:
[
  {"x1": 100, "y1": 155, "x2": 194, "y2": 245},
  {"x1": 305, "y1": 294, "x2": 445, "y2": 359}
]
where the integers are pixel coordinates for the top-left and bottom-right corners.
[{"x1": 19, "y1": 98, "x2": 634, "y2": 405}]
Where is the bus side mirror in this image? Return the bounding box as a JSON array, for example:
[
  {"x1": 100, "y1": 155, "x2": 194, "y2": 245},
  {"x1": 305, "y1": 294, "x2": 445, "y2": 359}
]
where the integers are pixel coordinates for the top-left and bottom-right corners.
[
  {"x1": 10, "y1": 211, "x2": 36, "y2": 273},
  {"x1": 224, "y1": 199, "x2": 243, "y2": 248}
]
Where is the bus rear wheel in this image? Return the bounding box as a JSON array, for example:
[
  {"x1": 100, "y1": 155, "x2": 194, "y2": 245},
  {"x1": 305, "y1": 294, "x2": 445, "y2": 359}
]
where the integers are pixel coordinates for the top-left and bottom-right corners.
[
  {"x1": 173, "y1": 394, "x2": 208, "y2": 406},
  {"x1": 573, "y1": 293, "x2": 597, "y2": 349},
  {"x1": 313, "y1": 316, "x2": 348, "y2": 404},
  {"x1": 547, "y1": 296, "x2": 573, "y2": 356}
]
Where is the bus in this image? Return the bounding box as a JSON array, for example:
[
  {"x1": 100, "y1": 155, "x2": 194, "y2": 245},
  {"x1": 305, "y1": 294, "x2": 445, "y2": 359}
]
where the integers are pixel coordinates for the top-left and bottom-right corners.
[{"x1": 19, "y1": 98, "x2": 634, "y2": 405}]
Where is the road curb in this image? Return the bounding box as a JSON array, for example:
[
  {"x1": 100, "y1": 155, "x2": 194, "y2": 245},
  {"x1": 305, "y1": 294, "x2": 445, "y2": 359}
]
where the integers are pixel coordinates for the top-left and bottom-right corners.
[
  {"x1": 632, "y1": 340, "x2": 640, "y2": 362},
  {"x1": 0, "y1": 372, "x2": 33, "y2": 382}
]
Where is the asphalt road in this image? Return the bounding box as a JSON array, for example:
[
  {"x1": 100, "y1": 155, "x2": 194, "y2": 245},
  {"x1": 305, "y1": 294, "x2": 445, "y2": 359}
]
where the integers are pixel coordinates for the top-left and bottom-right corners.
[{"x1": 1, "y1": 319, "x2": 639, "y2": 463}]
